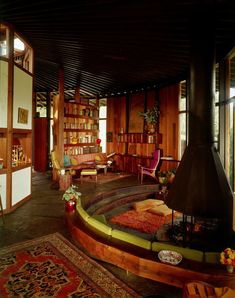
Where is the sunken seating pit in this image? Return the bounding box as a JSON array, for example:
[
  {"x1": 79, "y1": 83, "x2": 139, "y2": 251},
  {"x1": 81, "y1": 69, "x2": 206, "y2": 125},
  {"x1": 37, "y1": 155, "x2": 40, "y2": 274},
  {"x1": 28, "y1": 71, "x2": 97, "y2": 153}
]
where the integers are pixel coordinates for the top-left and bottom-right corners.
[{"x1": 65, "y1": 184, "x2": 235, "y2": 290}]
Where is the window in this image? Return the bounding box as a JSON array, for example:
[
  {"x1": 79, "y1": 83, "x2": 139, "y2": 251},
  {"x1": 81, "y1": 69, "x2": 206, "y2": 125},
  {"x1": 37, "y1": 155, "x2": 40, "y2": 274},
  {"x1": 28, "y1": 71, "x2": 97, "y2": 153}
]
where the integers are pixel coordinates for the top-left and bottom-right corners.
[
  {"x1": 0, "y1": 24, "x2": 9, "y2": 58},
  {"x1": 14, "y1": 33, "x2": 33, "y2": 73},
  {"x1": 99, "y1": 98, "x2": 107, "y2": 153},
  {"x1": 178, "y1": 81, "x2": 188, "y2": 159},
  {"x1": 214, "y1": 65, "x2": 219, "y2": 148},
  {"x1": 225, "y1": 54, "x2": 235, "y2": 188}
]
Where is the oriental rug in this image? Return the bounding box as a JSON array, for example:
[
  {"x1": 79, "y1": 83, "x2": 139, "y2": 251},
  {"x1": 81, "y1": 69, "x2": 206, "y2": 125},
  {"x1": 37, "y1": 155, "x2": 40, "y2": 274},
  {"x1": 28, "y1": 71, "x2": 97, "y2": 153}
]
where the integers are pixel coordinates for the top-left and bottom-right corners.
[
  {"x1": 0, "y1": 233, "x2": 140, "y2": 297},
  {"x1": 110, "y1": 210, "x2": 173, "y2": 234}
]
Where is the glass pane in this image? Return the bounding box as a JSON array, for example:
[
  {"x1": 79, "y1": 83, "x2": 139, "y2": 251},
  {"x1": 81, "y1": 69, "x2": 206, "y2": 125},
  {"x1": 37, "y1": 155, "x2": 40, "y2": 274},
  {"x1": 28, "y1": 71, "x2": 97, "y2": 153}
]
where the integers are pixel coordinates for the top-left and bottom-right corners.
[
  {"x1": 14, "y1": 33, "x2": 33, "y2": 73},
  {"x1": 214, "y1": 65, "x2": 219, "y2": 146},
  {"x1": 229, "y1": 103, "x2": 233, "y2": 185},
  {"x1": 99, "y1": 105, "x2": 107, "y2": 118},
  {"x1": 179, "y1": 113, "x2": 186, "y2": 159},
  {"x1": 179, "y1": 81, "x2": 186, "y2": 111},
  {"x1": 227, "y1": 56, "x2": 235, "y2": 189},
  {"x1": 99, "y1": 119, "x2": 106, "y2": 153},
  {"x1": 0, "y1": 24, "x2": 9, "y2": 58}
]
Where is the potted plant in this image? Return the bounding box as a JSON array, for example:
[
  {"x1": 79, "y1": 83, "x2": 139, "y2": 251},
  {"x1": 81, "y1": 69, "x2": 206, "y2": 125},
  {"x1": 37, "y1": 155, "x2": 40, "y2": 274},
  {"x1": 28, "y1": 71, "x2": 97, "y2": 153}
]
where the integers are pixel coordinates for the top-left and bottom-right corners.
[
  {"x1": 158, "y1": 171, "x2": 168, "y2": 186},
  {"x1": 167, "y1": 168, "x2": 177, "y2": 184},
  {"x1": 138, "y1": 103, "x2": 160, "y2": 133},
  {"x1": 62, "y1": 185, "x2": 81, "y2": 212}
]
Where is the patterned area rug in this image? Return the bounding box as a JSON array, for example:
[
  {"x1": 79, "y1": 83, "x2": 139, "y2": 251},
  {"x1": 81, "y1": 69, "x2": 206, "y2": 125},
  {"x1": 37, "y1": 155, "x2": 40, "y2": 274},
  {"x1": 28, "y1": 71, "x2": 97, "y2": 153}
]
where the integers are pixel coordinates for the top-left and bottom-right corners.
[
  {"x1": 0, "y1": 233, "x2": 140, "y2": 297},
  {"x1": 110, "y1": 210, "x2": 173, "y2": 234}
]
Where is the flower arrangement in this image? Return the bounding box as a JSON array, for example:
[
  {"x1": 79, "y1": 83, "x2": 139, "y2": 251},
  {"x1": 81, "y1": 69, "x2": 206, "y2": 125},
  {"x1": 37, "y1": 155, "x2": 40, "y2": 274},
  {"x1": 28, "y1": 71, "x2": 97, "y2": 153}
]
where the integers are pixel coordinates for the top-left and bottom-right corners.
[
  {"x1": 220, "y1": 248, "x2": 235, "y2": 266},
  {"x1": 62, "y1": 185, "x2": 81, "y2": 202}
]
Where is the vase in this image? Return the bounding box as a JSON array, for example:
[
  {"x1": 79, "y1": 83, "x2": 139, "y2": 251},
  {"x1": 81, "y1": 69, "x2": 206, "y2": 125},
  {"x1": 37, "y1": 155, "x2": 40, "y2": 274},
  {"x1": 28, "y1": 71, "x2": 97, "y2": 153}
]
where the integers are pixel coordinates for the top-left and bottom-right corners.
[
  {"x1": 65, "y1": 199, "x2": 76, "y2": 212},
  {"x1": 148, "y1": 124, "x2": 155, "y2": 134},
  {"x1": 226, "y1": 264, "x2": 234, "y2": 273}
]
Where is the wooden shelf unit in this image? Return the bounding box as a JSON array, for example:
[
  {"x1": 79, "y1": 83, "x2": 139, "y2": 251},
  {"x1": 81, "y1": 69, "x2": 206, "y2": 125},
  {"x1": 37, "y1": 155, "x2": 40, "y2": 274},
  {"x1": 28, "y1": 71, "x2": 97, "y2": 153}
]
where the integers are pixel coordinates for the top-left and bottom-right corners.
[
  {"x1": 115, "y1": 132, "x2": 162, "y2": 173},
  {"x1": 63, "y1": 101, "x2": 100, "y2": 156},
  {"x1": 0, "y1": 23, "x2": 33, "y2": 213},
  {"x1": 12, "y1": 130, "x2": 32, "y2": 168}
]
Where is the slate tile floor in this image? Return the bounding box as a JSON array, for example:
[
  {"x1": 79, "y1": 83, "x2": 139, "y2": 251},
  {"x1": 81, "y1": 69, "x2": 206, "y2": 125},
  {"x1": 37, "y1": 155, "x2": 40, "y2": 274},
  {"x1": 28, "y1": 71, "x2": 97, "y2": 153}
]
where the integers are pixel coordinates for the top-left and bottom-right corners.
[{"x1": 0, "y1": 171, "x2": 182, "y2": 298}]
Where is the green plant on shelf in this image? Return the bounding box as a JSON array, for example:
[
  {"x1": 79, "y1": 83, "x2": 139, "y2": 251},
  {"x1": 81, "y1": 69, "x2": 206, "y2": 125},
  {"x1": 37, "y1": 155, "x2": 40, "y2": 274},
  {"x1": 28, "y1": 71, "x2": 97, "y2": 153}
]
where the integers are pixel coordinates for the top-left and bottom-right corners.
[{"x1": 138, "y1": 103, "x2": 160, "y2": 125}]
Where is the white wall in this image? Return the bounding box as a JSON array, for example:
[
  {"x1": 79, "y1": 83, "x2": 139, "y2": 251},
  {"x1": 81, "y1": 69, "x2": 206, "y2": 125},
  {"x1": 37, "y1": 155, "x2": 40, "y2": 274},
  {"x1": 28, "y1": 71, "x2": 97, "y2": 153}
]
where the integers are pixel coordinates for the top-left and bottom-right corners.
[
  {"x1": 0, "y1": 174, "x2": 7, "y2": 209},
  {"x1": 13, "y1": 66, "x2": 33, "y2": 129},
  {"x1": 0, "y1": 60, "x2": 8, "y2": 128},
  {"x1": 12, "y1": 167, "x2": 31, "y2": 205}
]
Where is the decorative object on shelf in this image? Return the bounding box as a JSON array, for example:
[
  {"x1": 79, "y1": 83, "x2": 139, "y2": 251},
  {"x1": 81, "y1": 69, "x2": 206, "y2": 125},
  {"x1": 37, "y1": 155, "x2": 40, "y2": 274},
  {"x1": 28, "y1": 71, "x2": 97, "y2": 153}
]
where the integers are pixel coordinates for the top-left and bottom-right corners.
[
  {"x1": 96, "y1": 138, "x2": 101, "y2": 145},
  {"x1": 62, "y1": 185, "x2": 81, "y2": 212},
  {"x1": 12, "y1": 145, "x2": 27, "y2": 167},
  {"x1": 220, "y1": 248, "x2": 235, "y2": 272},
  {"x1": 138, "y1": 103, "x2": 160, "y2": 133},
  {"x1": 158, "y1": 250, "x2": 182, "y2": 265}
]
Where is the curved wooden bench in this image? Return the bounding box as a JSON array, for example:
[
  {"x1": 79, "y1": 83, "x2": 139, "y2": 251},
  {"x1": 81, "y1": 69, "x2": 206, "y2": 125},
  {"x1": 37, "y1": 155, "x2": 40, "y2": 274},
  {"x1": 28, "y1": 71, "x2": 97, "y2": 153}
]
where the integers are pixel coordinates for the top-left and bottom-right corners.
[{"x1": 66, "y1": 207, "x2": 235, "y2": 289}]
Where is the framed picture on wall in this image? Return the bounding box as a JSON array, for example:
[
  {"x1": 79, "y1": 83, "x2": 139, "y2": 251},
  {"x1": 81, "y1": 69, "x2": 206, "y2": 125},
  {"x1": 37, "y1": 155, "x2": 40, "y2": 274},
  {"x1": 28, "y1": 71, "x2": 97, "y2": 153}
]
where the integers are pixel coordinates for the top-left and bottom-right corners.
[{"x1": 18, "y1": 107, "x2": 28, "y2": 124}]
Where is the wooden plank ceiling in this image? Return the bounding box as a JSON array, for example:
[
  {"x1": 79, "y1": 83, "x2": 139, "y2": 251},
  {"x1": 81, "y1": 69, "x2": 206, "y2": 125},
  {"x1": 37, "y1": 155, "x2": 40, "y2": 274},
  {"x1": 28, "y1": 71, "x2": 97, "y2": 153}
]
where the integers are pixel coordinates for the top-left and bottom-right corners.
[{"x1": 1, "y1": 0, "x2": 235, "y2": 98}]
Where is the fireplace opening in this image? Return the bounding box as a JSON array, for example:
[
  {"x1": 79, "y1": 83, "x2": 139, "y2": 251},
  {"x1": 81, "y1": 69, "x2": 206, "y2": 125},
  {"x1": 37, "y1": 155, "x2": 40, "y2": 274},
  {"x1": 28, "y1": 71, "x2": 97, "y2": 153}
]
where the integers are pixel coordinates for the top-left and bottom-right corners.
[{"x1": 168, "y1": 214, "x2": 230, "y2": 252}]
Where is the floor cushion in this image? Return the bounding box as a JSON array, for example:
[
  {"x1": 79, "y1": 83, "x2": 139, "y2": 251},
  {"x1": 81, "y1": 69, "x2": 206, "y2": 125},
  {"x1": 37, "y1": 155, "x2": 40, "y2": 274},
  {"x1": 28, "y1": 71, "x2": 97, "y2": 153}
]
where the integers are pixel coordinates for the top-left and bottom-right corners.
[
  {"x1": 148, "y1": 204, "x2": 172, "y2": 216},
  {"x1": 133, "y1": 199, "x2": 164, "y2": 212}
]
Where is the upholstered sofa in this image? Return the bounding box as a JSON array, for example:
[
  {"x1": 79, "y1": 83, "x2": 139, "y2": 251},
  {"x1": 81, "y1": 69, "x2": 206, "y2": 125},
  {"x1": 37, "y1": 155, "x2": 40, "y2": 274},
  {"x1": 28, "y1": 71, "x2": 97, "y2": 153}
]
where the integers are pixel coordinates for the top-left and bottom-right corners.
[{"x1": 64, "y1": 152, "x2": 115, "y2": 171}]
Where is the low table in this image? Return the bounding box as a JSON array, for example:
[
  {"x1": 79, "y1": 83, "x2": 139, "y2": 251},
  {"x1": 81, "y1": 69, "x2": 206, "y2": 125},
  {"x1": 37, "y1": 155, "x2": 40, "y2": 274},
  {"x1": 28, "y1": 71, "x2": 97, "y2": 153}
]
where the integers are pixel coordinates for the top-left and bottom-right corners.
[{"x1": 80, "y1": 169, "x2": 97, "y2": 184}]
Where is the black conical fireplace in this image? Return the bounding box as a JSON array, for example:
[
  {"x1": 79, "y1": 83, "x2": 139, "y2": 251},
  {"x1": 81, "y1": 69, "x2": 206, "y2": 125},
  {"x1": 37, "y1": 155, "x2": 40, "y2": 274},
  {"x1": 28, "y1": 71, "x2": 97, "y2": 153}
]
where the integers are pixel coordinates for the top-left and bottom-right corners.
[{"x1": 165, "y1": 6, "x2": 234, "y2": 249}]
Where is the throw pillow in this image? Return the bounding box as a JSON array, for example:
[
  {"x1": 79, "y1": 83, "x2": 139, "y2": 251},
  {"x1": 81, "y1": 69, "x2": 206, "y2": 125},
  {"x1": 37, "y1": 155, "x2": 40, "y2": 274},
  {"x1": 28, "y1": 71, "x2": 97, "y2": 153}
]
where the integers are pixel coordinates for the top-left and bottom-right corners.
[
  {"x1": 70, "y1": 157, "x2": 79, "y2": 166},
  {"x1": 64, "y1": 155, "x2": 71, "y2": 167}
]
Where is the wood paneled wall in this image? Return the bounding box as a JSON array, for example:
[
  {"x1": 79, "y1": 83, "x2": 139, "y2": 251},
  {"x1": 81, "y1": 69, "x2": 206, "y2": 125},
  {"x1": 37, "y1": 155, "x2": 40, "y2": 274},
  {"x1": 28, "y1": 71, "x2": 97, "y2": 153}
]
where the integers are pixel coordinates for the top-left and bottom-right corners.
[
  {"x1": 106, "y1": 96, "x2": 126, "y2": 155},
  {"x1": 106, "y1": 85, "x2": 180, "y2": 172},
  {"x1": 159, "y1": 84, "x2": 180, "y2": 171}
]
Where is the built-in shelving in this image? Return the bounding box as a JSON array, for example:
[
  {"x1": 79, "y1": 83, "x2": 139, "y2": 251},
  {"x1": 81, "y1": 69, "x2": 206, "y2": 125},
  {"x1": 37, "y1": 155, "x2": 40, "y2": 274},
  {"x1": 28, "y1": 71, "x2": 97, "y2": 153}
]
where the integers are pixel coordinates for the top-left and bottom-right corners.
[
  {"x1": 0, "y1": 23, "x2": 33, "y2": 213},
  {"x1": 63, "y1": 100, "x2": 100, "y2": 156}
]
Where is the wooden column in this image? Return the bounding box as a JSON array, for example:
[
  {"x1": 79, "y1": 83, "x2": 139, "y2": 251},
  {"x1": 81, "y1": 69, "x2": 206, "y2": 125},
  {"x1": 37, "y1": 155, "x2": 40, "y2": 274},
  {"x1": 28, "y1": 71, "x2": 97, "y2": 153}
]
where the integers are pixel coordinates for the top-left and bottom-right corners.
[
  {"x1": 6, "y1": 27, "x2": 14, "y2": 210},
  {"x1": 56, "y1": 68, "x2": 65, "y2": 165}
]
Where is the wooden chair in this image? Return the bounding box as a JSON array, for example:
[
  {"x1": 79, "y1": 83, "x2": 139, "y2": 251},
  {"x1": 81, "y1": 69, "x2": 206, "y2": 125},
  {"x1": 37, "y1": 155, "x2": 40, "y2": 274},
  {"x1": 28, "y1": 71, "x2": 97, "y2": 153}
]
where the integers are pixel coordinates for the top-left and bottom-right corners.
[
  {"x1": 183, "y1": 281, "x2": 216, "y2": 298},
  {"x1": 138, "y1": 149, "x2": 161, "y2": 184}
]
